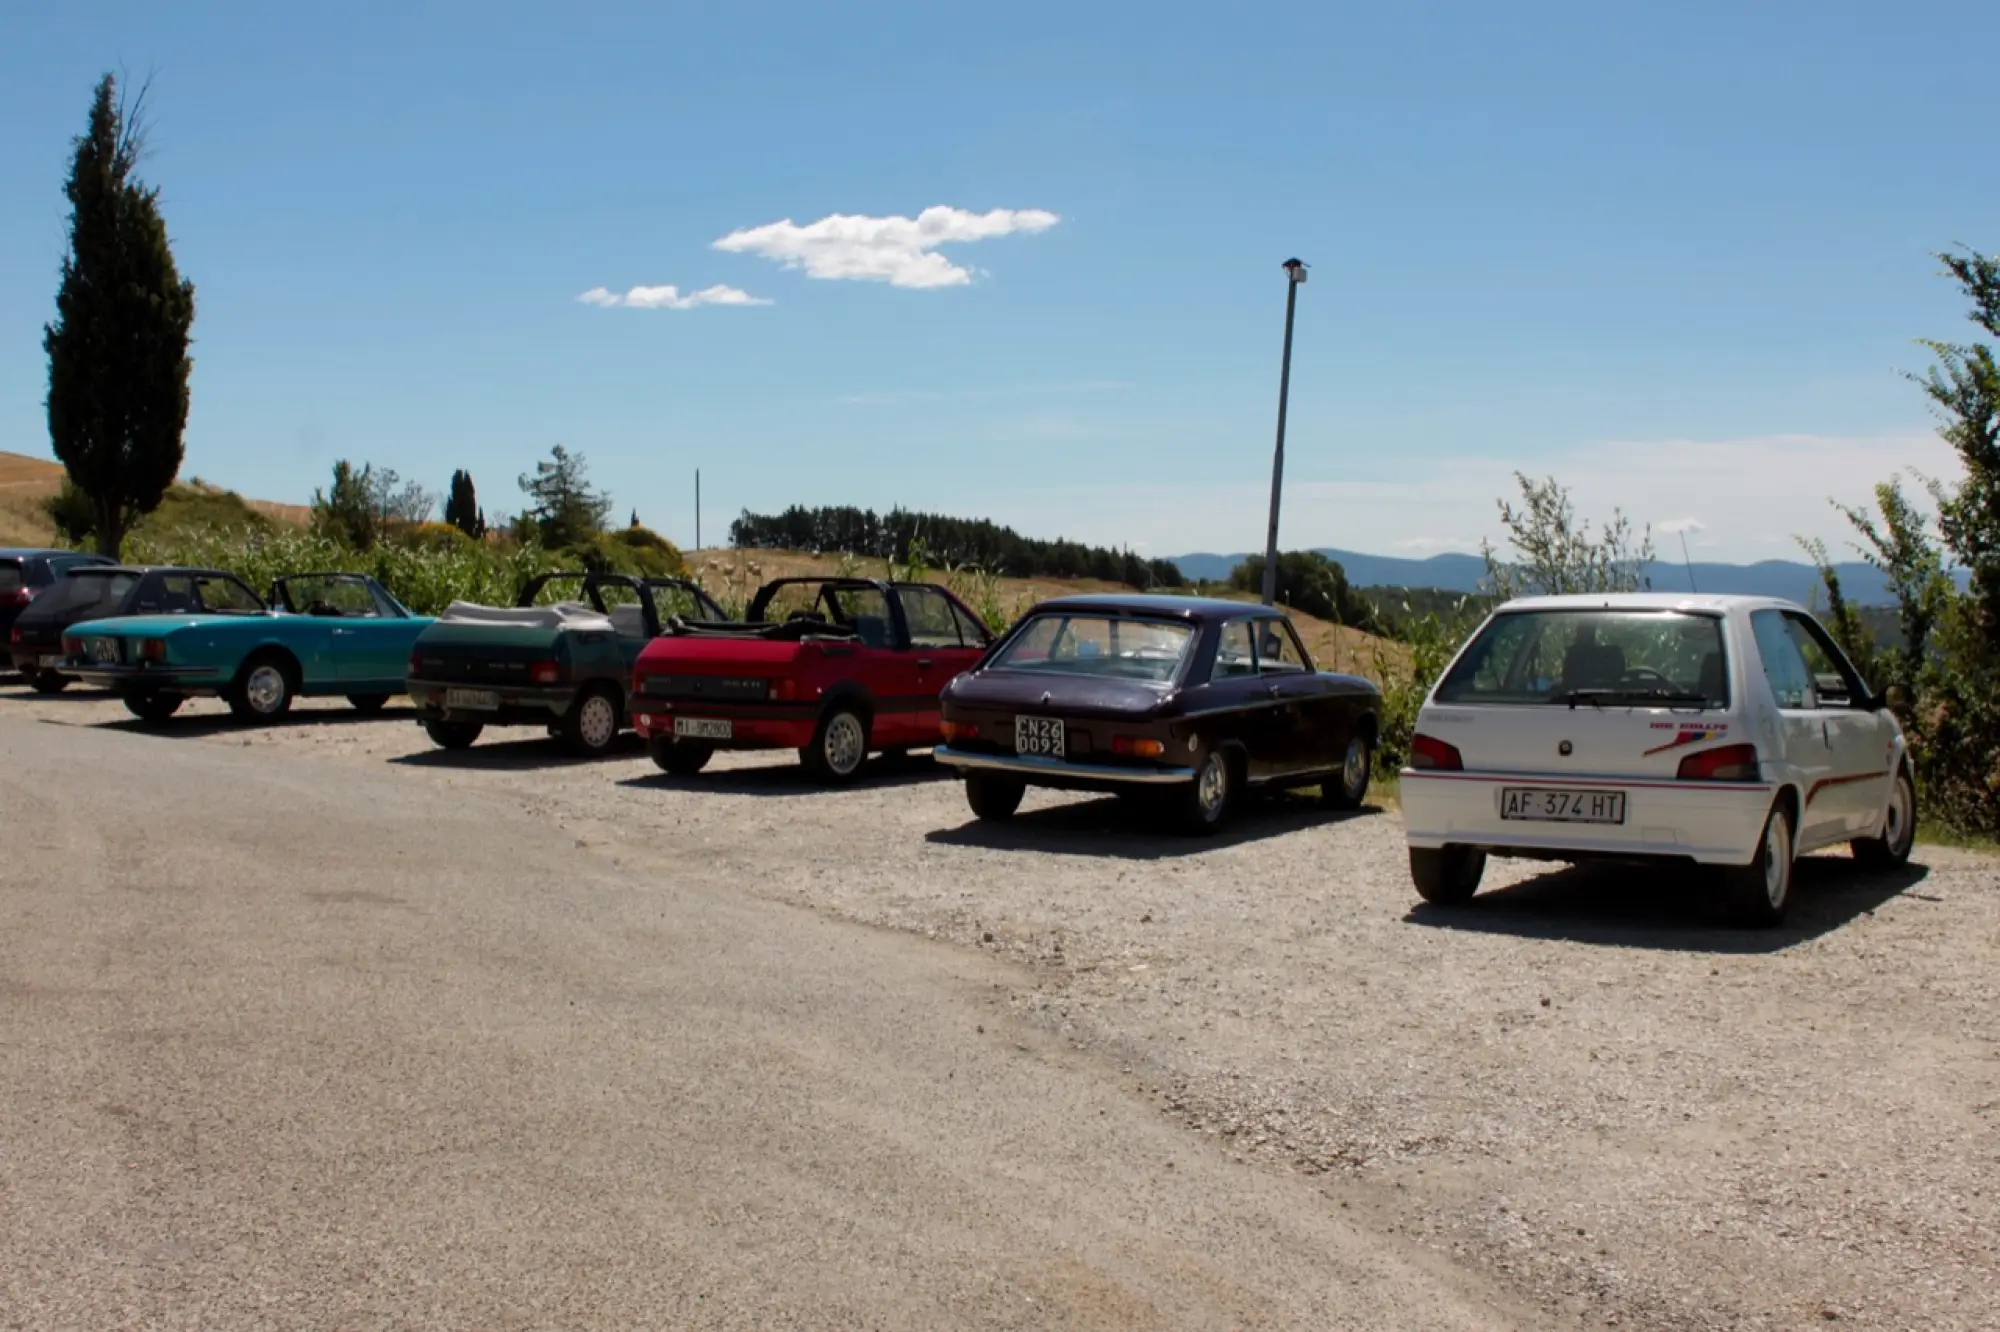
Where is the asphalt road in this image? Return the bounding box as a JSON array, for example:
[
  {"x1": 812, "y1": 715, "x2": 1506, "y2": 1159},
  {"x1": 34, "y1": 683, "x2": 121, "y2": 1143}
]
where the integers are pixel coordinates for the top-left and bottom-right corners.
[{"x1": 0, "y1": 717, "x2": 1531, "y2": 1331}]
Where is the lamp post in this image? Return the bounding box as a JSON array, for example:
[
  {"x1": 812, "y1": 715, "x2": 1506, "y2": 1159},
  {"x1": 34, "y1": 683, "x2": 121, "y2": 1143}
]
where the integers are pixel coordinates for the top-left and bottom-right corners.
[{"x1": 1260, "y1": 258, "x2": 1308, "y2": 605}]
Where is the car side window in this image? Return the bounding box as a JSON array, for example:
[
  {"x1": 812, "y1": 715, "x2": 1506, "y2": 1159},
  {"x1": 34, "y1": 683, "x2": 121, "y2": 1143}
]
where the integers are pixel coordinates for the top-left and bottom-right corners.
[
  {"x1": 899, "y1": 587, "x2": 964, "y2": 648},
  {"x1": 1750, "y1": 610, "x2": 1814, "y2": 709},
  {"x1": 194, "y1": 574, "x2": 262, "y2": 614},
  {"x1": 148, "y1": 574, "x2": 200, "y2": 614},
  {"x1": 1212, "y1": 619, "x2": 1256, "y2": 680},
  {"x1": 1255, "y1": 619, "x2": 1312, "y2": 673},
  {"x1": 949, "y1": 602, "x2": 990, "y2": 648},
  {"x1": 1783, "y1": 612, "x2": 1864, "y2": 708}
]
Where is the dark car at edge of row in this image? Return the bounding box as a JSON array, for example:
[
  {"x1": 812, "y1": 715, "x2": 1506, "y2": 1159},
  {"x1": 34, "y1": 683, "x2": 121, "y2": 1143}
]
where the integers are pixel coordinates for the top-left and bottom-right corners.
[
  {"x1": 8, "y1": 565, "x2": 256, "y2": 692},
  {"x1": 1, "y1": 548, "x2": 114, "y2": 690}
]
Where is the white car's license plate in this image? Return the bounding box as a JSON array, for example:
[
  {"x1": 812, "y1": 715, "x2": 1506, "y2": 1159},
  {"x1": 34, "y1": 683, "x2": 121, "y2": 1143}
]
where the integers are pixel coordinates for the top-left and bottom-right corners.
[
  {"x1": 1499, "y1": 787, "x2": 1627, "y2": 824},
  {"x1": 1015, "y1": 714, "x2": 1065, "y2": 758},
  {"x1": 88, "y1": 637, "x2": 120, "y2": 663},
  {"x1": 674, "y1": 716, "x2": 732, "y2": 740},
  {"x1": 445, "y1": 688, "x2": 499, "y2": 711},
  {"x1": 39, "y1": 654, "x2": 63, "y2": 668}
]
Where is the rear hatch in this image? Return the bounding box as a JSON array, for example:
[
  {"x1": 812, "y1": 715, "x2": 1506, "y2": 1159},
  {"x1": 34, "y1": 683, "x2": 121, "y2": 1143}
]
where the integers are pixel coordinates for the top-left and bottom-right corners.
[
  {"x1": 410, "y1": 622, "x2": 565, "y2": 685},
  {"x1": 635, "y1": 636, "x2": 807, "y2": 703},
  {"x1": 1418, "y1": 606, "x2": 1739, "y2": 781},
  {"x1": 13, "y1": 570, "x2": 142, "y2": 652}
]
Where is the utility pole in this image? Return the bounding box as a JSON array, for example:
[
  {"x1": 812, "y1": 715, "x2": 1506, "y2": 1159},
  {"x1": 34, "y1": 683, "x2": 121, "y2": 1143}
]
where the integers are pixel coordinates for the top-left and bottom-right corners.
[
  {"x1": 1260, "y1": 258, "x2": 1308, "y2": 605},
  {"x1": 695, "y1": 468, "x2": 702, "y2": 550}
]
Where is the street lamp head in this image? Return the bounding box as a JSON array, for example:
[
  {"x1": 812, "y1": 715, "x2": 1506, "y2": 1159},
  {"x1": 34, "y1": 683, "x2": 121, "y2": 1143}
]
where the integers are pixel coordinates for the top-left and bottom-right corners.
[{"x1": 1282, "y1": 257, "x2": 1308, "y2": 284}]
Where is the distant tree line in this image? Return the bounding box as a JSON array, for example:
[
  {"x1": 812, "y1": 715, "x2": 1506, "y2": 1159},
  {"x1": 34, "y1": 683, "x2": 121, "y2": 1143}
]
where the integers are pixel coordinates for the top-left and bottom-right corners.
[{"x1": 729, "y1": 505, "x2": 1184, "y2": 588}]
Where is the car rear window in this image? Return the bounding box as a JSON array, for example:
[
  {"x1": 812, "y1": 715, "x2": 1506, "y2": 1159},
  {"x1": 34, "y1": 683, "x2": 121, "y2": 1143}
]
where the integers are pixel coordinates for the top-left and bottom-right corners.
[
  {"x1": 989, "y1": 614, "x2": 1194, "y2": 683},
  {"x1": 0, "y1": 560, "x2": 21, "y2": 594},
  {"x1": 1435, "y1": 609, "x2": 1729, "y2": 708},
  {"x1": 40, "y1": 570, "x2": 141, "y2": 617}
]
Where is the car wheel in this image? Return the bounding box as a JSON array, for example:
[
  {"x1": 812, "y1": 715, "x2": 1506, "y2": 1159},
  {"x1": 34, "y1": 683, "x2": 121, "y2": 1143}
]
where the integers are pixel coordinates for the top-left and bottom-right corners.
[
  {"x1": 802, "y1": 706, "x2": 869, "y2": 783},
  {"x1": 1174, "y1": 747, "x2": 1235, "y2": 835},
  {"x1": 424, "y1": 720, "x2": 483, "y2": 750},
  {"x1": 227, "y1": 652, "x2": 295, "y2": 722},
  {"x1": 1722, "y1": 802, "x2": 1796, "y2": 928},
  {"x1": 1851, "y1": 766, "x2": 1917, "y2": 869},
  {"x1": 1321, "y1": 732, "x2": 1374, "y2": 810},
  {"x1": 562, "y1": 686, "x2": 624, "y2": 757},
  {"x1": 1409, "y1": 845, "x2": 1486, "y2": 905},
  {"x1": 649, "y1": 735, "x2": 713, "y2": 776},
  {"x1": 30, "y1": 671, "x2": 69, "y2": 695},
  {"x1": 965, "y1": 771, "x2": 1026, "y2": 821},
  {"x1": 123, "y1": 691, "x2": 184, "y2": 724},
  {"x1": 347, "y1": 693, "x2": 392, "y2": 715}
]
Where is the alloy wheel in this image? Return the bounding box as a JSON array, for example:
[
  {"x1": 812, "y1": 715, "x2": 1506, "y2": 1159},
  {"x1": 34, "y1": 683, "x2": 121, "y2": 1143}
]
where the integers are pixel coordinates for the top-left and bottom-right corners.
[
  {"x1": 245, "y1": 664, "x2": 288, "y2": 715},
  {"x1": 824, "y1": 711, "x2": 865, "y2": 776},
  {"x1": 578, "y1": 694, "x2": 618, "y2": 751}
]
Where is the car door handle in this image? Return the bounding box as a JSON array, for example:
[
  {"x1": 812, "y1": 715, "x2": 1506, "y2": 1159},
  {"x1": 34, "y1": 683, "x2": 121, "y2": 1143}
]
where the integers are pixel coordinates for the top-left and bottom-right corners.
[
  {"x1": 1265, "y1": 684, "x2": 1281, "y2": 697},
  {"x1": 917, "y1": 658, "x2": 934, "y2": 669}
]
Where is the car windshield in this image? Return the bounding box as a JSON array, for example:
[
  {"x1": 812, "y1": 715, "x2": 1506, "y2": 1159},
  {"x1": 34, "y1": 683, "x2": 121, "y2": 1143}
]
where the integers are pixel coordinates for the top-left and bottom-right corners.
[
  {"x1": 40, "y1": 570, "x2": 141, "y2": 617},
  {"x1": 1435, "y1": 609, "x2": 1729, "y2": 708},
  {"x1": 282, "y1": 576, "x2": 384, "y2": 617},
  {"x1": 988, "y1": 614, "x2": 1195, "y2": 683}
]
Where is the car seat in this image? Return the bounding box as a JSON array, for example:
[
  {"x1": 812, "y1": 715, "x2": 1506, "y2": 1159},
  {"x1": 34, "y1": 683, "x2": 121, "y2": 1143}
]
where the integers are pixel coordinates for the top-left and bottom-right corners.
[
  {"x1": 852, "y1": 614, "x2": 889, "y2": 649},
  {"x1": 1695, "y1": 651, "x2": 1724, "y2": 702},
  {"x1": 1561, "y1": 641, "x2": 1626, "y2": 690}
]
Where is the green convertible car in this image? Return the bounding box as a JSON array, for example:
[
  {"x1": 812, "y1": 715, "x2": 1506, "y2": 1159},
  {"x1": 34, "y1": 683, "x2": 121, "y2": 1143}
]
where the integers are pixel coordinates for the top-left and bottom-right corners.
[
  {"x1": 63, "y1": 571, "x2": 433, "y2": 723},
  {"x1": 405, "y1": 572, "x2": 727, "y2": 757}
]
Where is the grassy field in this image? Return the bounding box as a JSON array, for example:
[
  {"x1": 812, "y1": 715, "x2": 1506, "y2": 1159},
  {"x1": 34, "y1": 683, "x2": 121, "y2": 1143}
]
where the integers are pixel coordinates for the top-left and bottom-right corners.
[{"x1": 0, "y1": 451, "x2": 310, "y2": 545}]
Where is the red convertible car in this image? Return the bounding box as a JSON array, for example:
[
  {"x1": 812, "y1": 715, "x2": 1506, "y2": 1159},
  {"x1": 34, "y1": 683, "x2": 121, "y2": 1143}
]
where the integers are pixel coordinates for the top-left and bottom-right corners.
[{"x1": 629, "y1": 577, "x2": 993, "y2": 782}]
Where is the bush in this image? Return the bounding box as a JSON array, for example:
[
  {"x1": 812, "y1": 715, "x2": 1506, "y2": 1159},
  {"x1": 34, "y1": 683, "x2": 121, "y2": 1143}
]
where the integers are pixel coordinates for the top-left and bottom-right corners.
[{"x1": 1227, "y1": 551, "x2": 1378, "y2": 629}]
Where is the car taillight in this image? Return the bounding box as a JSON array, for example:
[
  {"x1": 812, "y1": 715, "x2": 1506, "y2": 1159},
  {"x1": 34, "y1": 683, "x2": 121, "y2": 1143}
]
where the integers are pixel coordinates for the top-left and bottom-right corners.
[
  {"x1": 771, "y1": 678, "x2": 797, "y2": 701},
  {"x1": 940, "y1": 720, "x2": 979, "y2": 742},
  {"x1": 529, "y1": 660, "x2": 561, "y2": 685},
  {"x1": 408, "y1": 649, "x2": 425, "y2": 677},
  {"x1": 1410, "y1": 732, "x2": 1463, "y2": 771},
  {"x1": 5, "y1": 587, "x2": 34, "y2": 607},
  {"x1": 1111, "y1": 735, "x2": 1166, "y2": 758},
  {"x1": 8, "y1": 625, "x2": 19, "y2": 645},
  {"x1": 1677, "y1": 743, "x2": 1760, "y2": 782},
  {"x1": 137, "y1": 638, "x2": 166, "y2": 663},
  {"x1": 62, "y1": 635, "x2": 82, "y2": 656}
]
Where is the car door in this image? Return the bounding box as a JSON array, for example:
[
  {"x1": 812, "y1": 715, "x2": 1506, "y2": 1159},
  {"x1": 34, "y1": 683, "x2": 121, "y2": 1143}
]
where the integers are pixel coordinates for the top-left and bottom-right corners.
[
  {"x1": 1782, "y1": 611, "x2": 1891, "y2": 836},
  {"x1": 1748, "y1": 610, "x2": 1844, "y2": 848},
  {"x1": 831, "y1": 584, "x2": 923, "y2": 744},
  {"x1": 1253, "y1": 617, "x2": 1326, "y2": 776},
  {"x1": 896, "y1": 587, "x2": 986, "y2": 738},
  {"x1": 1206, "y1": 617, "x2": 1284, "y2": 781}
]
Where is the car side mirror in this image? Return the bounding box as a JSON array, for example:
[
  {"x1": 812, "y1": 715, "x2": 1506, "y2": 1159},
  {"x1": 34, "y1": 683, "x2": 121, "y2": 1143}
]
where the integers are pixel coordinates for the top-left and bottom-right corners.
[{"x1": 1881, "y1": 683, "x2": 1908, "y2": 712}]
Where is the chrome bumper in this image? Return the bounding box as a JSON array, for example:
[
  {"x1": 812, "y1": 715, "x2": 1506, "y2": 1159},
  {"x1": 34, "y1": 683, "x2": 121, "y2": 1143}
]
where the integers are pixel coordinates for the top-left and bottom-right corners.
[{"x1": 932, "y1": 745, "x2": 1195, "y2": 786}]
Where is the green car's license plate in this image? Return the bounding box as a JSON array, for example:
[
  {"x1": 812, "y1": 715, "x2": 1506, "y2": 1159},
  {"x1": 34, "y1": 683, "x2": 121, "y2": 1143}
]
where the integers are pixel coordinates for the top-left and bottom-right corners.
[{"x1": 445, "y1": 688, "x2": 499, "y2": 711}]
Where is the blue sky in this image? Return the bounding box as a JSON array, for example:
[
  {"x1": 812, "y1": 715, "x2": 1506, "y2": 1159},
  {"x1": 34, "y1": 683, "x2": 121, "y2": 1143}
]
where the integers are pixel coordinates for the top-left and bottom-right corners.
[{"x1": 0, "y1": 1, "x2": 1992, "y2": 563}]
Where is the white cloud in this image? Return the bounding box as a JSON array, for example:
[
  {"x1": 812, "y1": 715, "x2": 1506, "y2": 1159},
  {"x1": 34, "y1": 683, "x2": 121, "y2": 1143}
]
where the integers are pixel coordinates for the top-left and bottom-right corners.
[
  {"x1": 577, "y1": 284, "x2": 770, "y2": 310},
  {"x1": 712, "y1": 206, "x2": 1060, "y2": 289},
  {"x1": 1656, "y1": 517, "x2": 1706, "y2": 536},
  {"x1": 1394, "y1": 536, "x2": 1484, "y2": 554}
]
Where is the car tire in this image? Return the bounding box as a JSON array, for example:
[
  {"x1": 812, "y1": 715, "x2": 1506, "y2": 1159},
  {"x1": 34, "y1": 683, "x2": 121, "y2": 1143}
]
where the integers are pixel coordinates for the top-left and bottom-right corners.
[
  {"x1": 227, "y1": 652, "x2": 296, "y2": 722},
  {"x1": 1409, "y1": 845, "x2": 1486, "y2": 905},
  {"x1": 1722, "y1": 802, "x2": 1796, "y2": 928},
  {"x1": 30, "y1": 671, "x2": 69, "y2": 695},
  {"x1": 347, "y1": 693, "x2": 392, "y2": 715},
  {"x1": 649, "y1": 735, "x2": 713, "y2": 776},
  {"x1": 123, "y1": 691, "x2": 184, "y2": 724},
  {"x1": 424, "y1": 720, "x2": 483, "y2": 750},
  {"x1": 801, "y1": 706, "x2": 870, "y2": 784},
  {"x1": 965, "y1": 771, "x2": 1026, "y2": 821},
  {"x1": 1174, "y1": 747, "x2": 1236, "y2": 836},
  {"x1": 560, "y1": 686, "x2": 623, "y2": 757},
  {"x1": 1851, "y1": 766, "x2": 1917, "y2": 869},
  {"x1": 1321, "y1": 732, "x2": 1374, "y2": 811}
]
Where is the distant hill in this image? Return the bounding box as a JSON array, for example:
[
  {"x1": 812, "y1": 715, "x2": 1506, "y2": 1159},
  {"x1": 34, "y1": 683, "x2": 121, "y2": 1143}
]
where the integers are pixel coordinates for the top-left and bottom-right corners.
[
  {"x1": 1169, "y1": 546, "x2": 1960, "y2": 606},
  {"x1": 0, "y1": 450, "x2": 309, "y2": 545}
]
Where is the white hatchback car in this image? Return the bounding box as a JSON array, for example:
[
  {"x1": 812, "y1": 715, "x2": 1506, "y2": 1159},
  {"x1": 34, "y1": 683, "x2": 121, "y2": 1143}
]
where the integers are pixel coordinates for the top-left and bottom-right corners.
[{"x1": 1399, "y1": 593, "x2": 1915, "y2": 926}]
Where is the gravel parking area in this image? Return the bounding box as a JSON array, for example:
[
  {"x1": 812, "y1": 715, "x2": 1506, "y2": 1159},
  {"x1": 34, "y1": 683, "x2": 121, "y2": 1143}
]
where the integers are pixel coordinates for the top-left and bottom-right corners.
[{"x1": 7, "y1": 682, "x2": 1997, "y2": 1331}]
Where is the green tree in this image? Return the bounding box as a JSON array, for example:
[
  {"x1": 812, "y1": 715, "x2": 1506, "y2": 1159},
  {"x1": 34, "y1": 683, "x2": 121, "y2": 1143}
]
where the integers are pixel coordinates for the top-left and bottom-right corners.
[
  {"x1": 1228, "y1": 551, "x2": 1376, "y2": 628},
  {"x1": 43, "y1": 73, "x2": 197, "y2": 557},
  {"x1": 310, "y1": 460, "x2": 435, "y2": 550},
  {"x1": 518, "y1": 444, "x2": 611, "y2": 549},
  {"x1": 1482, "y1": 473, "x2": 1653, "y2": 598},
  {"x1": 444, "y1": 469, "x2": 485, "y2": 539}
]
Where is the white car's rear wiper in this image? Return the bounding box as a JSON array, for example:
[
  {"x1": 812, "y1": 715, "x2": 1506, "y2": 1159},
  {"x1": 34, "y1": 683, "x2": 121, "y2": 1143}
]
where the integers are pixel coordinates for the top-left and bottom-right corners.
[{"x1": 1562, "y1": 687, "x2": 1712, "y2": 710}]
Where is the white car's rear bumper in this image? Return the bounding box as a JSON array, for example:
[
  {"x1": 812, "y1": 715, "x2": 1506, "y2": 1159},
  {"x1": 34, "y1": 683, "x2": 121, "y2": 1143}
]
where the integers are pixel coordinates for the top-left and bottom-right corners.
[{"x1": 1399, "y1": 769, "x2": 1776, "y2": 866}]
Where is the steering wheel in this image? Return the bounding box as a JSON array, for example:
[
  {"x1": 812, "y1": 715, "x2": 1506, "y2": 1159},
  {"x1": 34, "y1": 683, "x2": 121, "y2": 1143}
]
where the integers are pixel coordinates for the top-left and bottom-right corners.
[
  {"x1": 1619, "y1": 666, "x2": 1672, "y2": 688},
  {"x1": 307, "y1": 600, "x2": 341, "y2": 618}
]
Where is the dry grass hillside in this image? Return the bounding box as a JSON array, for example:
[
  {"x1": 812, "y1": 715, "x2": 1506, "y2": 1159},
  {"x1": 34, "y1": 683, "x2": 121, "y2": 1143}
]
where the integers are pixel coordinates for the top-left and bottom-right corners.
[
  {"x1": 687, "y1": 547, "x2": 1408, "y2": 679},
  {"x1": 0, "y1": 450, "x2": 309, "y2": 545}
]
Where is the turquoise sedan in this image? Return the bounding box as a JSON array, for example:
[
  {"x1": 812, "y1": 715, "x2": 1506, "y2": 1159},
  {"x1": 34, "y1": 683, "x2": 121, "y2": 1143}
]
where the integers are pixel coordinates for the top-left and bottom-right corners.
[{"x1": 63, "y1": 572, "x2": 434, "y2": 723}]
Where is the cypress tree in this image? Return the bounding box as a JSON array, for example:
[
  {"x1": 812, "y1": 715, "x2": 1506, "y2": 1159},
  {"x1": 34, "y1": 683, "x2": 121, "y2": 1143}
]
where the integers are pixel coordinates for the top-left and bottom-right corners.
[{"x1": 44, "y1": 74, "x2": 196, "y2": 557}]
